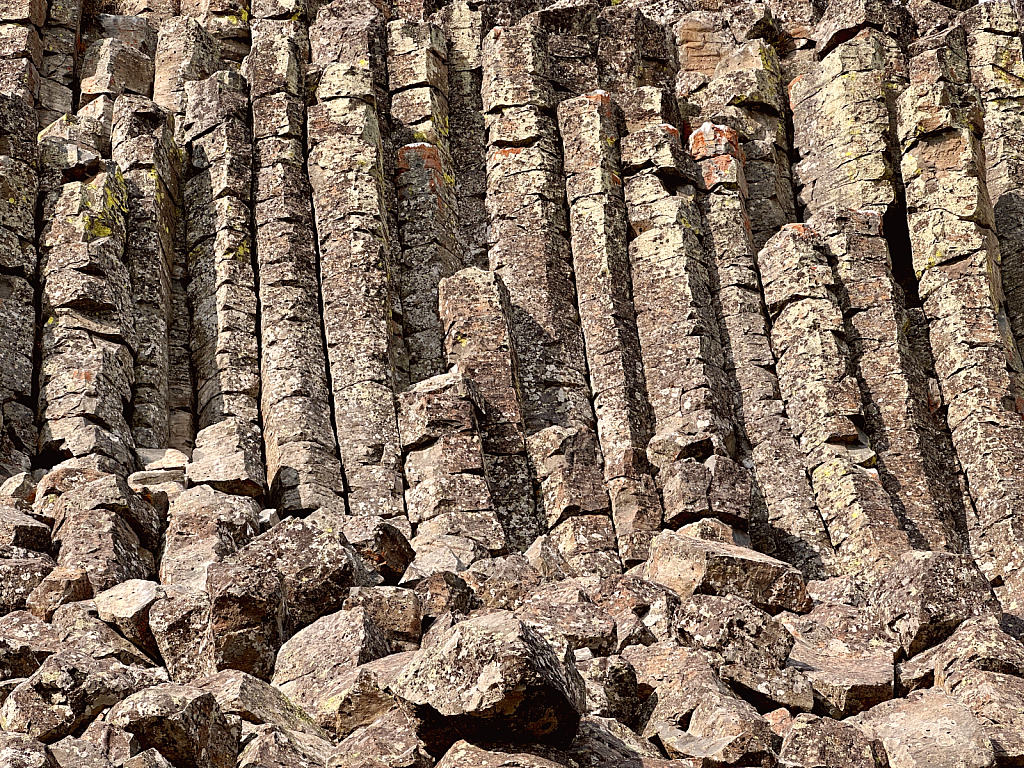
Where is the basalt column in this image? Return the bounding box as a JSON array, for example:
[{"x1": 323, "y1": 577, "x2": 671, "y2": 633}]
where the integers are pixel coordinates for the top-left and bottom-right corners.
[
  {"x1": 38, "y1": 166, "x2": 136, "y2": 475},
  {"x1": 307, "y1": 0, "x2": 405, "y2": 518},
  {"x1": 964, "y1": 2, "x2": 1024, "y2": 367},
  {"x1": 689, "y1": 122, "x2": 834, "y2": 578},
  {"x1": 790, "y1": 23, "x2": 970, "y2": 558},
  {"x1": 111, "y1": 96, "x2": 179, "y2": 452},
  {"x1": 438, "y1": 268, "x2": 538, "y2": 556},
  {"x1": 438, "y1": 2, "x2": 487, "y2": 269},
  {"x1": 482, "y1": 20, "x2": 617, "y2": 573},
  {"x1": 181, "y1": 70, "x2": 265, "y2": 497},
  {"x1": 388, "y1": 19, "x2": 462, "y2": 384},
  {"x1": 245, "y1": 21, "x2": 346, "y2": 514},
  {"x1": 898, "y1": 38, "x2": 1024, "y2": 613},
  {"x1": 618, "y1": 125, "x2": 737, "y2": 539},
  {"x1": 758, "y1": 225, "x2": 911, "y2": 586},
  {"x1": 0, "y1": 95, "x2": 40, "y2": 476},
  {"x1": 0, "y1": 0, "x2": 43, "y2": 118},
  {"x1": 557, "y1": 92, "x2": 663, "y2": 568}
]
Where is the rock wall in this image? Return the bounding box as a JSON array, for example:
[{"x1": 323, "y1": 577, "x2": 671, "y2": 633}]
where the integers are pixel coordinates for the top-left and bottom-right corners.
[{"x1": 2, "y1": 0, "x2": 1024, "y2": 765}]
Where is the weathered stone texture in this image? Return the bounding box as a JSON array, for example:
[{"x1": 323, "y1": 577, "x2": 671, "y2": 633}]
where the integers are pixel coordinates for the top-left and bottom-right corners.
[{"x1": 4, "y1": 2, "x2": 1024, "y2": 766}]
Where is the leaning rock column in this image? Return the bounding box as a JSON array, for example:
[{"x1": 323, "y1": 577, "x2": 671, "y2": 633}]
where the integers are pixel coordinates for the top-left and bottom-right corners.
[
  {"x1": 810, "y1": 205, "x2": 966, "y2": 554},
  {"x1": 38, "y1": 165, "x2": 137, "y2": 475},
  {"x1": 963, "y1": 2, "x2": 1024, "y2": 364},
  {"x1": 757, "y1": 224, "x2": 911, "y2": 587},
  {"x1": 245, "y1": 24, "x2": 346, "y2": 514},
  {"x1": 181, "y1": 70, "x2": 266, "y2": 498},
  {"x1": 482, "y1": 21, "x2": 615, "y2": 573},
  {"x1": 557, "y1": 92, "x2": 663, "y2": 567},
  {"x1": 111, "y1": 95, "x2": 179, "y2": 452},
  {"x1": 0, "y1": 94, "x2": 40, "y2": 476},
  {"x1": 689, "y1": 122, "x2": 835, "y2": 578},
  {"x1": 307, "y1": 0, "x2": 404, "y2": 518},
  {"x1": 438, "y1": 268, "x2": 539, "y2": 555},
  {"x1": 388, "y1": 19, "x2": 462, "y2": 384},
  {"x1": 897, "y1": 41, "x2": 1024, "y2": 613}
]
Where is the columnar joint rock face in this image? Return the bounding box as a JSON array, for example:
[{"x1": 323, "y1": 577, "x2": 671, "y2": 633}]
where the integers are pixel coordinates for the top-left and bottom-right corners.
[
  {"x1": 6, "y1": 1, "x2": 1024, "y2": 767},
  {"x1": 181, "y1": 69, "x2": 266, "y2": 499},
  {"x1": 307, "y1": 0, "x2": 405, "y2": 519},
  {"x1": 245, "y1": 10, "x2": 346, "y2": 515}
]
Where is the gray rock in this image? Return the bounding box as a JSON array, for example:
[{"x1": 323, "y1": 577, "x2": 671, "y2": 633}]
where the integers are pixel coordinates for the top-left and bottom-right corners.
[{"x1": 392, "y1": 610, "x2": 586, "y2": 750}]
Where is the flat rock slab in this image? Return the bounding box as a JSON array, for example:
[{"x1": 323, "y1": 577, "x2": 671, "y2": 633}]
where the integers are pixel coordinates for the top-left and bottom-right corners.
[{"x1": 643, "y1": 529, "x2": 812, "y2": 614}]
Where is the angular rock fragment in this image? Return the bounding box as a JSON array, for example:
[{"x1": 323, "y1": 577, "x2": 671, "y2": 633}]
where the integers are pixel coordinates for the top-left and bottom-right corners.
[
  {"x1": 0, "y1": 650, "x2": 166, "y2": 742},
  {"x1": 106, "y1": 683, "x2": 237, "y2": 768},
  {"x1": 392, "y1": 610, "x2": 586, "y2": 750},
  {"x1": 644, "y1": 529, "x2": 812, "y2": 614}
]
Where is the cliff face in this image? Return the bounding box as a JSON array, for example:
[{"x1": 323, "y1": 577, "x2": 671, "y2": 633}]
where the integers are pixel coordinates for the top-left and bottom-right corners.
[{"x1": 2, "y1": 0, "x2": 1024, "y2": 765}]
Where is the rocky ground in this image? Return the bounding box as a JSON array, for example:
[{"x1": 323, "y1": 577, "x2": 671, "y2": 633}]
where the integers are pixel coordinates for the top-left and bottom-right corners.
[{"x1": 1, "y1": 0, "x2": 1024, "y2": 765}]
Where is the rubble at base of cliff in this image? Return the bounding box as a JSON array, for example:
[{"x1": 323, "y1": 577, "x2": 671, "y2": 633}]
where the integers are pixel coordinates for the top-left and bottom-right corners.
[{"x1": 2, "y1": 0, "x2": 1024, "y2": 765}]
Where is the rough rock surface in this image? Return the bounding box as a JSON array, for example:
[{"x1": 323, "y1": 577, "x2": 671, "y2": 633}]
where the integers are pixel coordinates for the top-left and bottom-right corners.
[{"x1": 1, "y1": 0, "x2": 1024, "y2": 765}]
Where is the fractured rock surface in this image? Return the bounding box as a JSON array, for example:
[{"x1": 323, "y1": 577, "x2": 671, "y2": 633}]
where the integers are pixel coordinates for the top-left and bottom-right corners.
[{"x1": 2, "y1": 0, "x2": 1024, "y2": 765}]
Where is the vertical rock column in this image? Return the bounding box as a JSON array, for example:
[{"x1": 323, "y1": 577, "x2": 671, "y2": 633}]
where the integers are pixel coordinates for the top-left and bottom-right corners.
[
  {"x1": 689, "y1": 122, "x2": 834, "y2": 578},
  {"x1": 790, "y1": 29, "x2": 905, "y2": 217},
  {"x1": 482, "y1": 21, "x2": 617, "y2": 572},
  {"x1": 438, "y1": 2, "x2": 487, "y2": 269},
  {"x1": 963, "y1": 2, "x2": 1024, "y2": 362},
  {"x1": 688, "y1": 39, "x2": 795, "y2": 251},
  {"x1": 180, "y1": 0, "x2": 251, "y2": 64},
  {"x1": 307, "y1": 0, "x2": 405, "y2": 518},
  {"x1": 0, "y1": 95, "x2": 40, "y2": 476},
  {"x1": 557, "y1": 92, "x2": 663, "y2": 567},
  {"x1": 35, "y1": 0, "x2": 78, "y2": 126},
  {"x1": 245, "y1": 26, "x2": 346, "y2": 514},
  {"x1": 438, "y1": 268, "x2": 538, "y2": 555},
  {"x1": 154, "y1": 16, "x2": 225, "y2": 454},
  {"x1": 790, "y1": 26, "x2": 971, "y2": 557},
  {"x1": 810, "y1": 206, "x2": 966, "y2": 554},
  {"x1": 618, "y1": 125, "x2": 735, "y2": 531},
  {"x1": 111, "y1": 95, "x2": 179, "y2": 452},
  {"x1": 897, "y1": 42, "x2": 1024, "y2": 612},
  {"x1": 388, "y1": 19, "x2": 462, "y2": 384},
  {"x1": 180, "y1": 71, "x2": 265, "y2": 498},
  {"x1": 0, "y1": 0, "x2": 43, "y2": 117},
  {"x1": 757, "y1": 224, "x2": 911, "y2": 586},
  {"x1": 38, "y1": 166, "x2": 137, "y2": 474}
]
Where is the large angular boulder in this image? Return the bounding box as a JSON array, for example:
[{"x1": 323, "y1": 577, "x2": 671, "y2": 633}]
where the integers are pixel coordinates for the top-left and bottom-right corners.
[
  {"x1": 850, "y1": 688, "x2": 995, "y2": 768},
  {"x1": 93, "y1": 580, "x2": 164, "y2": 660},
  {"x1": 870, "y1": 552, "x2": 1001, "y2": 657},
  {"x1": 780, "y1": 713, "x2": 888, "y2": 767},
  {"x1": 391, "y1": 610, "x2": 586, "y2": 751},
  {"x1": 237, "y1": 725, "x2": 333, "y2": 768},
  {"x1": 0, "y1": 612, "x2": 60, "y2": 680},
  {"x1": 0, "y1": 650, "x2": 166, "y2": 742},
  {"x1": 51, "y1": 601, "x2": 158, "y2": 668},
  {"x1": 148, "y1": 585, "x2": 215, "y2": 683},
  {"x1": 270, "y1": 607, "x2": 392, "y2": 735},
  {"x1": 783, "y1": 602, "x2": 899, "y2": 717},
  {"x1": 224, "y1": 509, "x2": 380, "y2": 638},
  {"x1": 158, "y1": 485, "x2": 260, "y2": 591},
  {"x1": 329, "y1": 706, "x2": 433, "y2": 768},
  {"x1": 643, "y1": 529, "x2": 812, "y2": 614},
  {"x1": 106, "y1": 683, "x2": 238, "y2": 768},
  {"x1": 434, "y1": 741, "x2": 566, "y2": 768},
  {"x1": 0, "y1": 733, "x2": 59, "y2": 768},
  {"x1": 195, "y1": 669, "x2": 328, "y2": 739}
]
